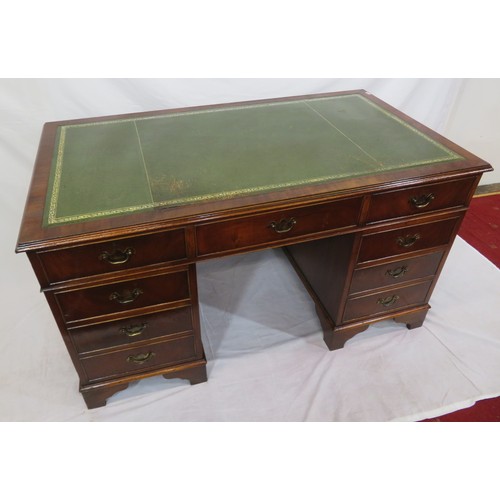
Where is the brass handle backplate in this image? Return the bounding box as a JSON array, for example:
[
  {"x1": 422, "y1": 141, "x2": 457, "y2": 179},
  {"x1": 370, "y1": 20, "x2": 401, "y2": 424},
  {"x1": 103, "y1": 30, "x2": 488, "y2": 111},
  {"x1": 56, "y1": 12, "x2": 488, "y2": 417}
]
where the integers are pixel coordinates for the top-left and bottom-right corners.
[
  {"x1": 99, "y1": 247, "x2": 135, "y2": 265},
  {"x1": 410, "y1": 193, "x2": 435, "y2": 209},
  {"x1": 377, "y1": 295, "x2": 400, "y2": 307},
  {"x1": 386, "y1": 265, "x2": 408, "y2": 279},
  {"x1": 126, "y1": 351, "x2": 155, "y2": 365},
  {"x1": 268, "y1": 217, "x2": 297, "y2": 234},
  {"x1": 109, "y1": 288, "x2": 143, "y2": 305},
  {"x1": 120, "y1": 322, "x2": 148, "y2": 337},
  {"x1": 396, "y1": 233, "x2": 421, "y2": 248}
]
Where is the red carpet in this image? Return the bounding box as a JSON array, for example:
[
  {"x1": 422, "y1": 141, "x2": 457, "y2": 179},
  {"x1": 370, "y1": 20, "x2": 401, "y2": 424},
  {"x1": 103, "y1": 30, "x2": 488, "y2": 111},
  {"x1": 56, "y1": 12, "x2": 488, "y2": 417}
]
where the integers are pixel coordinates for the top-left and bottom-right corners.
[
  {"x1": 423, "y1": 397, "x2": 500, "y2": 422},
  {"x1": 423, "y1": 190, "x2": 499, "y2": 422},
  {"x1": 457, "y1": 193, "x2": 500, "y2": 267}
]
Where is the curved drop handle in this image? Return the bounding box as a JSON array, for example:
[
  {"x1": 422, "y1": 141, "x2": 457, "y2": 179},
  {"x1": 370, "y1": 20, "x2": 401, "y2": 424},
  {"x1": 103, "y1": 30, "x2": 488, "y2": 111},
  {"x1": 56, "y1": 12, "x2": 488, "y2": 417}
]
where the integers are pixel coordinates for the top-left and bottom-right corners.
[
  {"x1": 386, "y1": 265, "x2": 408, "y2": 279},
  {"x1": 126, "y1": 351, "x2": 155, "y2": 365},
  {"x1": 99, "y1": 247, "x2": 134, "y2": 265},
  {"x1": 268, "y1": 217, "x2": 297, "y2": 234},
  {"x1": 396, "y1": 233, "x2": 421, "y2": 248},
  {"x1": 109, "y1": 288, "x2": 143, "y2": 305},
  {"x1": 410, "y1": 193, "x2": 435, "y2": 209},
  {"x1": 120, "y1": 322, "x2": 148, "y2": 337},
  {"x1": 377, "y1": 295, "x2": 400, "y2": 307}
]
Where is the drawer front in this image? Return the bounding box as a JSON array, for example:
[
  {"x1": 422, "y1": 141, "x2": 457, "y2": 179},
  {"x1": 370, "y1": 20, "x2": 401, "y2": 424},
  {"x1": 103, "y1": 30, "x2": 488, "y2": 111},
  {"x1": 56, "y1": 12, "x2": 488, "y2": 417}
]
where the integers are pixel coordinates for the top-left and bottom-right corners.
[
  {"x1": 357, "y1": 217, "x2": 459, "y2": 263},
  {"x1": 343, "y1": 280, "x2": 433, "y2": 322},
  {"x1": 80, "y1": 335, "x2": 198, "y2": 382},
  {"x1": 38, "y1": 229, "x2": 186, "y2": 283},
  {"x1": 56, "y1": 270, "x2": 190, "y2": 323},
  {"x1": 69, "y1": 306, "x2": 194, "y2": 354},
  {"x1": 350, "y1": 251, "x2": 443, "y2": 294},
  {"x1": 366, "y1": 177, "x2": 475, "y2": 223},
  {"x1": 196, "y1": 196, "x2": 362, "y2": 256}
]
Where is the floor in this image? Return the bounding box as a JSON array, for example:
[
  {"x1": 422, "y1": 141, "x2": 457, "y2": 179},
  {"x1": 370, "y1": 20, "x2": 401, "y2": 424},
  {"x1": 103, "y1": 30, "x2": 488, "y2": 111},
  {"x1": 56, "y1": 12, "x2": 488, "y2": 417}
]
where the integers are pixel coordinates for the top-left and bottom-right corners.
[{"x1": 422, "y1": 183, "x2": 500, "y2": 422}]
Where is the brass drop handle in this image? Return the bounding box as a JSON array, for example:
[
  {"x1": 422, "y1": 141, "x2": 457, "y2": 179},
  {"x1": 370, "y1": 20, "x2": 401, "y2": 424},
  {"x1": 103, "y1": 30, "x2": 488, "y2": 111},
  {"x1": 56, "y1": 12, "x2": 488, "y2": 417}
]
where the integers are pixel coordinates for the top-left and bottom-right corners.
[
  {"x1": 120, "y1": 322, "x2": 148, "y2": 337},
  {"x1": 386, "y1": 265, "x2": 408, "y2": 279},
  {"x1": 268, "y1": 217, "x2": 297, "y2": 234},
  {"x1": 377, "y1": 295, "x2": 399, "y2": 307},
  {"x1": 396, "y1": 233, "x2": 420, "y2": 248},
  {"x1": 109, "y1": 288, "x2": 143, "y2": 304},
  {"x1": 410, "y1": 193, "x2": 435, "y2": 209},
  {"x1": 127, "y1": 351, "x2": 155, "y2": 365},
  {"x1": 99, "y1": 247, "x2": 134, "y2": 265}
]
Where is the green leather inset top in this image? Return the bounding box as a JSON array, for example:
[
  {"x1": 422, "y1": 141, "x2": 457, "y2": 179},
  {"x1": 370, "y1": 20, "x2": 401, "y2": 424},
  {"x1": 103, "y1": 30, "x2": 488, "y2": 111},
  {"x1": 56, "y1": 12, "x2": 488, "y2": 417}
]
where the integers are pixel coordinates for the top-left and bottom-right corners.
[{"x1": 44, "y1": 94, "x2": 462, "y2": 226}]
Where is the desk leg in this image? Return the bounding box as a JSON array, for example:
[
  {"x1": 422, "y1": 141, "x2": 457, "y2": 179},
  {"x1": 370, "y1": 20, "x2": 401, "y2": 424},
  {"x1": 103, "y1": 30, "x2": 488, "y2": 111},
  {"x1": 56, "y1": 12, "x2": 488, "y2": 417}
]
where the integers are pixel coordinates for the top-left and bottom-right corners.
[
  {"x1": 163, "y1": 363, "x2": 207, "y2": 385},
  {"x1": 80, "y1": 359, "x2": 208, "y2": 409},
  {"x1": 315, "y1": 304, "x2": 369, "y2": 350},
  {"x1": 318, "y1": 305, "x2": 431, "y2": 350},
  {"x1": 80, "y1": 382, "x2": 130, "y2": 409},
  {"x1": 393, "y1": 305, "x2": 430, "y2": 330}
]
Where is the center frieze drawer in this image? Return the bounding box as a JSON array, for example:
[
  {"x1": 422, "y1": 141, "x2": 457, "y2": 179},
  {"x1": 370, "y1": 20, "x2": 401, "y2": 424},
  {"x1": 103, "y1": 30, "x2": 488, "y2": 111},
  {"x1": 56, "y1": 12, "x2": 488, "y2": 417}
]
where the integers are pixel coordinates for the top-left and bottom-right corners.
[
  {"x1": 55, "y1": 270, "x2": 190, "y2": 323},
  {"x1": 196, "y1": 196, "x2": 362, "y2": 256}
]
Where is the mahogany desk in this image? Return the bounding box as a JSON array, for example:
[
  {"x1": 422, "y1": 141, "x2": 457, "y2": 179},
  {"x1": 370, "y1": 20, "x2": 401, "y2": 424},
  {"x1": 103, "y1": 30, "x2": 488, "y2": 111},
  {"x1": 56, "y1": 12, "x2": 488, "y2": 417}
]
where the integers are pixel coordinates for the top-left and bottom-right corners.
[{"x1": 16, "y1": 90, "x2": 493, "y2": 409}]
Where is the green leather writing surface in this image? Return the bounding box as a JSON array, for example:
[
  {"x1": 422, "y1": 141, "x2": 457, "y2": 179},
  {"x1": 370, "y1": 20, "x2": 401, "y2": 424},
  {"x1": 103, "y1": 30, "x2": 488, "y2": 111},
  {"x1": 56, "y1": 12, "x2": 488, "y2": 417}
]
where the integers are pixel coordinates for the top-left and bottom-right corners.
[{"x1": 44, "y1": 94, "x2": 462, "y2": 226}]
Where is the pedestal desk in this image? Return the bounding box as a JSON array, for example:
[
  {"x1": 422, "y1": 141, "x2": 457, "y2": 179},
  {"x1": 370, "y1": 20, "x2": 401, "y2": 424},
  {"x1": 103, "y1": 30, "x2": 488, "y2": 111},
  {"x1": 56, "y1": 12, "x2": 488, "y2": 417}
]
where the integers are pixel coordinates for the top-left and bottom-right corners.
[{"x1": 16, "y1": 90, "x2": 493, "y2": 409}]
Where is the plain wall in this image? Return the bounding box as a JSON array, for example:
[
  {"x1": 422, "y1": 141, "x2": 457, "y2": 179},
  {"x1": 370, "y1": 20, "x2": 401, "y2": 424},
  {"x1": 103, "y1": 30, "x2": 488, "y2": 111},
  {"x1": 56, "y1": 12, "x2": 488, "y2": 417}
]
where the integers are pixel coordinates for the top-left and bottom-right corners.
[{"x1": 444, "y1": 79, "x2": 500, "y2": 185}]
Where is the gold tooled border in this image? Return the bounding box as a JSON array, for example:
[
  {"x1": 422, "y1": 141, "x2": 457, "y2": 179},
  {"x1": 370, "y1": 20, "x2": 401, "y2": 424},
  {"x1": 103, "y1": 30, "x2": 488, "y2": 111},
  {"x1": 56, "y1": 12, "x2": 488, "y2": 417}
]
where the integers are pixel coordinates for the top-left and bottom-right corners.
[{"x1": 46, "y1": 94, "x2": 463, "y2": 225}]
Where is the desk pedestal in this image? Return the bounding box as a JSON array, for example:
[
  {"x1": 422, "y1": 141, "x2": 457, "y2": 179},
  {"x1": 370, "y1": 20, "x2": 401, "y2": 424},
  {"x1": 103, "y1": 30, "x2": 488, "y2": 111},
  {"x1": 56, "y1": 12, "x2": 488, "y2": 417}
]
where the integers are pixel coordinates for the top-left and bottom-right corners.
[{"x1": 285, "y1": 214, "x2": 461, "y2": 350}]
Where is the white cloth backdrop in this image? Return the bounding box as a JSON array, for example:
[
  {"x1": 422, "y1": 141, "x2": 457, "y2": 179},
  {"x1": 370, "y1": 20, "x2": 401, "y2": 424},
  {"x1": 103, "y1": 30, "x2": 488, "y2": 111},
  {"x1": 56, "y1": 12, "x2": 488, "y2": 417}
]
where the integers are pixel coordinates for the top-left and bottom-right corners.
[{"x1": 1, "y1": 78, "x2": 499, "y2": 421}]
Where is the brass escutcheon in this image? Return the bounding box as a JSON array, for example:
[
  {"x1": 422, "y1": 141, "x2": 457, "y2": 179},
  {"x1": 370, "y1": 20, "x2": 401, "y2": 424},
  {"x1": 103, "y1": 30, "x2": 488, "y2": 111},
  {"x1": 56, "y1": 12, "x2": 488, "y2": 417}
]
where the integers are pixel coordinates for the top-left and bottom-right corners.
[
  {"x1": 396, "y1": 234, "x2": 420, "y2": 248},
  {"x1": 120, "y1": 322, "x2": 148, "y2": 337},
  {"x1": 99, "y1": 247, "x2": 135, "y2": 265},
  {"x1": 386, "y1": 265, "x2": 409, "y2": 278},
  {"x1": 109, "y1": 288, "x2": 143, "y2": 305},
  {"x1": 410, "y1": 193, "x2": 435, "y2": 209},
  {"x1": 268, "y1": 217, "x2": 297, "y2": 234},
  {"x1": 377, "y1": 295, "x2": 399, "y2": 307},
  {"x1": 126, "y1": 351, "x2": 155, "y2": 365}
]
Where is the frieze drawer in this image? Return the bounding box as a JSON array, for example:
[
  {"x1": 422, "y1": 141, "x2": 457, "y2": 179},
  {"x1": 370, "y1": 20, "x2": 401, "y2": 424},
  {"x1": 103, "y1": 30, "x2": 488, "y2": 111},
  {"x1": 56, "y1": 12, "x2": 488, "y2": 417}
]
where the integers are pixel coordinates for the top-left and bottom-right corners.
[
  {"x1": 37, "y1": 228, "x2": 187, "y2": 284},
  {"x1": 196, "y1": 196, "x2": 362, "y2": 257},
  {"x1": 366, "y1": 177, "x2": 475, "y2": 223}
]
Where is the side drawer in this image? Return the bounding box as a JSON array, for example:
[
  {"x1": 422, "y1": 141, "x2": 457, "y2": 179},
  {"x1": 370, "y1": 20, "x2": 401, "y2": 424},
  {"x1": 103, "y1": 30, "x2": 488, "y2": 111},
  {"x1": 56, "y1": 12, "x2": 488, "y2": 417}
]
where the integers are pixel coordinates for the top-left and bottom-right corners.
[
  {"x1": 37, "y1": 228, "x2": 186, "y2": 284},
  {"x1": 343, "y1": 280, "x2": 433, "y2": 322},
  {"x1": 80, "y1": 334, "x2": 199, "y2": 382},
  {"x1": 55, "y1": 270, "x2": 190, "y2": 323},
  {"x1": 196, "y1": 196, "x2": 362, "y2": 256},
  {"x1": 69, "y1": 306, "x2": 194, "y2": 354},
  {"x1": 357, "y1": 217, "x2": 459, "y2": 263},
  {"x1": 350, "y1": 251, "x2": 443, "y2": 294},
  {"x1": 366, "y1": 177, "x2": 475, "y2": 223}
]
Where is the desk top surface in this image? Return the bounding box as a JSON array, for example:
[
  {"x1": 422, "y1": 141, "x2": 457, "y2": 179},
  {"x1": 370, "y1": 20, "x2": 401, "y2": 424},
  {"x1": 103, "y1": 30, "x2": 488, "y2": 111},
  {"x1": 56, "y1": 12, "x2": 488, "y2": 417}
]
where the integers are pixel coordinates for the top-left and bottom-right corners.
[{"x1": 17, "y1": 90, "x2": 491, "y2": 251}]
